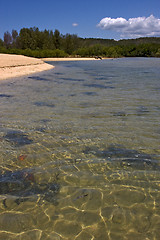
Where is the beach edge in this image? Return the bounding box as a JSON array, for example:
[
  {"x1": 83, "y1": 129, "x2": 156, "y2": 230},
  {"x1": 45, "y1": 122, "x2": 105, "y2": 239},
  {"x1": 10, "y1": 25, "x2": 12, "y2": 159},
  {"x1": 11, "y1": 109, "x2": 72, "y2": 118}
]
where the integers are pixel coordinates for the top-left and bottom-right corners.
[
  {"x1": 0, "y1": 54, "x2": 54, "y2": 81},
  {"x1": 0, "y1": 54, "x2": 107, "y2": 81}
]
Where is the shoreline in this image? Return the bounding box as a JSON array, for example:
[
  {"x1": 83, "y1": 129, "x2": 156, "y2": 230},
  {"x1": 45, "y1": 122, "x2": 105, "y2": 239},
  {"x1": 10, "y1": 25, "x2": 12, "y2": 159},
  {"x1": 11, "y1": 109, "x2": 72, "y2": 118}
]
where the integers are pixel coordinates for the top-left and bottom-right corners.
[
  {"x1": 0, "y1": 54, "x2": 103, "y2": 81},
  {"x1": 42, "y1": 57, "x2": 101, "y2": 61},
  {"x1": 0, "y1": 54, "x2": 54, "y2": 81}
]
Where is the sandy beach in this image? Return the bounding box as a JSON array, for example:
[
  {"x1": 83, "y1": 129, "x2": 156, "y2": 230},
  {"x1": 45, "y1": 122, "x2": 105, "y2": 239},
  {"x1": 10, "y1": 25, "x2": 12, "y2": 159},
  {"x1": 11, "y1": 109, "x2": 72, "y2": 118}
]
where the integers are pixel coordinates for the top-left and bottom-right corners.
[
  {"x1": 42, "y1": 57, "x2": 99, "y2": 61},
  {"x1": 0, "y1": 54, "x2": 54, "y2": 80},
  {"x1": 0, "y1": 55, "x2": 100, "y2": 80}
]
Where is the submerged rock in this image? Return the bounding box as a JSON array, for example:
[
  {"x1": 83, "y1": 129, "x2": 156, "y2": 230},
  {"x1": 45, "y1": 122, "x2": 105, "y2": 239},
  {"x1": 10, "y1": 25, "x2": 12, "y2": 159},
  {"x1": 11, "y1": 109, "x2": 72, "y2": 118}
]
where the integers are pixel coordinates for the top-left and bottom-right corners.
[
  {"x1": 83, "y1": 145, "x2": 159, "y2": 171},
  {"x1": 34, "y1": 101, "x2": 55, "y2": 108},
  {"x1": 0, "y1": 94, "x2": 13, "y2": 98},
  {"x1": 60, "y1": 77, "x2": 84, "y2": 82},
  {"x1": 113, "y1": 111, "x2": 127, "y2": 117},
  {"x1": 136, "y1": 106, "x2": 149, "y2": 116},
  {"x1": 28, "y1": 76, "x2": 50, "y2": 82},
  {"x1": 0, "y1": 168, "x2": 59, "y2": 206},
  {"x1": 82, "y1": 91, "x2": 98, "y2": 96},
  {"x1": 83, "y1": 83, "x2": 115, "y2": 89},
  {"x1": 4, "y1": 130, "x2": 33, "y2": 147}
]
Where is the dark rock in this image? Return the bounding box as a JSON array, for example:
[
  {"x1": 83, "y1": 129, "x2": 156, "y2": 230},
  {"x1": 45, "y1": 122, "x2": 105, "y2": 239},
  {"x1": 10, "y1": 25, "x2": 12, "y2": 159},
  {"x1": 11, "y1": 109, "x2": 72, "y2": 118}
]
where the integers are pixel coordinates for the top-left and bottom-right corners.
[
  {"x1": 4, "y1": 130, "x2": 33, "y2": 147},
  {"x1": 35, "y1": 127, "x2": 46, "y2": 133},
  {"x1": 136, "y1": 106, "x2": 149, "y2": 116},
  {"x1": 113, "y1": 111, "x2": 127, "y2": 117},
  {"x1": 83, "y1": 83, "x2": 115, "y2": 89},
  {"x1": 82, "y1": 92, "x2": 98, "y2": 96},
  {"x1": 28, "y1": 76, "x2": 50, "y2": 82},
  {"x1": 0, "y1": 168, "x2": 59, "y2": 206},
  {"x1": 95, "y1": 56, "x2": 102, "y2": 60},
  {"x1": 60, "y1": 77, "x2": 84, "y2": 82},
  {"x1": 83, "y1": 145, "x2": 159, "y2": 171},
  {"x1": 54, "y1": 72, "x2": 64, "y2": 75},
  {"x1": 0, "y1": 94, "x2": 13, "y2": 98},
  {"x1": 34, "y1": 102, "x2": 55, "y2": 108}
]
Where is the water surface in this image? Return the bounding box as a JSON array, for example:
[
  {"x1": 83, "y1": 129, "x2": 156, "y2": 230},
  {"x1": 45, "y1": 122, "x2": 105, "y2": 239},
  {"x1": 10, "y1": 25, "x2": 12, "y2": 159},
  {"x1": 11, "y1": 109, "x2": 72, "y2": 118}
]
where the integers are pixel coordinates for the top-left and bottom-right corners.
[{"x1": 0, "y1": 58, "x2": 160, "y2": 239}]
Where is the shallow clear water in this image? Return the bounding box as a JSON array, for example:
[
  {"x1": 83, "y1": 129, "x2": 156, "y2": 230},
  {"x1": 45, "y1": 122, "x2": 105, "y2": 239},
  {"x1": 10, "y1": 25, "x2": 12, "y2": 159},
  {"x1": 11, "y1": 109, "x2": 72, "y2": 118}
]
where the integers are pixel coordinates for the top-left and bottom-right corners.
[{"x1": 0, "y1": 58, "x2": 160, "y2": 239}]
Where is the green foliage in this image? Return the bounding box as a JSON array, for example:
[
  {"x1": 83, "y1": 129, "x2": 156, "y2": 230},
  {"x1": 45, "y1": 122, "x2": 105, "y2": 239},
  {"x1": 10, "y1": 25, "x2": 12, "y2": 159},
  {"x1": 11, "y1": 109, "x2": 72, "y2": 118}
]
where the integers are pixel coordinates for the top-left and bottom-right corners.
[
  {"x1": 0, "y1": 38, "x2": 4, "y2": 47},
  {"x1": 62, "y1": 34, "x2": 80, "y2": 54},
  {"x1": 0, "y1": 48, "x2": 68, "y2": 58},
  {"x1": 3, "y1": 31, "x2": 12, "y2": 48},
  {"x1": 0, "y1": 26, "x2": 160, "y2": 58},
  {"x1": 120, "y1": 43, "x2": 160, "y2": 57},
  {"x1": 155, "y1": 48, "x2": 160, "y2": 57},
  {"x1": 104, "y1": 46, "x2": 123, "y2": 58},
  {"x1": 12, "y1": 29, "x2": 18, "y2": 48},
  {"x1": 53, "y1": 29, "x2": 61, "y2": 49}
]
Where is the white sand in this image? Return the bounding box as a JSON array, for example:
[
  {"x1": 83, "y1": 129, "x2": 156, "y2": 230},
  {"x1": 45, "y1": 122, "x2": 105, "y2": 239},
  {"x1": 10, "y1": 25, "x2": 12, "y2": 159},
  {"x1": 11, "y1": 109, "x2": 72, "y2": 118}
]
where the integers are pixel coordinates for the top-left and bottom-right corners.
[
  {"x1": 0, "y1": 54, "x2": 54, "y2": 80},
  {"x1": 42, "y1": 57, "x2": 99, "y2": 61}
]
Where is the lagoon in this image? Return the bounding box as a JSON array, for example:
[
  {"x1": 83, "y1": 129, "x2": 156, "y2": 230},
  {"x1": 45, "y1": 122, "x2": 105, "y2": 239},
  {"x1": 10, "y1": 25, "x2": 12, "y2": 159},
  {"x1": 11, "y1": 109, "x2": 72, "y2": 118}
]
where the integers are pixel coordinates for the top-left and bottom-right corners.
[{"x1": 0, "y1": 58, "x2": 160, "y2": 239}]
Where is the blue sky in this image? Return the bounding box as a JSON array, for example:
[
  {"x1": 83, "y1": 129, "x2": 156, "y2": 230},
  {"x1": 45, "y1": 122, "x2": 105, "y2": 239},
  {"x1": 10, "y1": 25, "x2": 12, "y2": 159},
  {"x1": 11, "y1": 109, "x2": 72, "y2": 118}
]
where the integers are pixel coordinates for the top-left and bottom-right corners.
[{"x1": 0, "y1": 0, "x2": 160, "y2": 40}]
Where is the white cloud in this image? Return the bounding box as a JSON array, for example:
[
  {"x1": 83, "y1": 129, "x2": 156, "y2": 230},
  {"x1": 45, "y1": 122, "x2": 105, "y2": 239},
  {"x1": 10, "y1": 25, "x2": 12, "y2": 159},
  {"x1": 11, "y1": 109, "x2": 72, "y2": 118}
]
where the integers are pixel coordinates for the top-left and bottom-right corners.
[
  {"x1": 97, "y1": 15, "x2": 160, "y2": 38},
  {"x1": 72, "y1": 23, "x2": 78, "y2": 27}
]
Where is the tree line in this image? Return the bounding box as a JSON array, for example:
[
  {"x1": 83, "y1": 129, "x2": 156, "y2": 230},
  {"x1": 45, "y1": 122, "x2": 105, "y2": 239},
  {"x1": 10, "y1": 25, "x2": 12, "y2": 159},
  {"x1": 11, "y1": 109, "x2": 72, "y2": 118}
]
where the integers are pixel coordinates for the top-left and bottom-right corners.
[{"x1": 0, "y1": 27, "x2": 160, "y2": 58}]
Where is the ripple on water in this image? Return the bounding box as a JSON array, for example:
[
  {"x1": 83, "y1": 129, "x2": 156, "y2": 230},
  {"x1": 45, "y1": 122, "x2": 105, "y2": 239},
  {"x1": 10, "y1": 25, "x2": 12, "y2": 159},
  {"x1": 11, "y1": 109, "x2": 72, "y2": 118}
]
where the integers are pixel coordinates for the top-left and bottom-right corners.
[
  {"x1": 83, "y1": 83, "x2": 115, "y2": 89},
  {"x1": 0, "y1": 212, "x2": 36, "y2": 233},
  {"x1": 0, "y1": 58, "x2": 160, "y2": 239},
  {"x1": 54, "y1": 221, "x2": 82, "y2": 238},
  {"x1": 113, "y1": 188, "x2": 146, "y2": 207}
]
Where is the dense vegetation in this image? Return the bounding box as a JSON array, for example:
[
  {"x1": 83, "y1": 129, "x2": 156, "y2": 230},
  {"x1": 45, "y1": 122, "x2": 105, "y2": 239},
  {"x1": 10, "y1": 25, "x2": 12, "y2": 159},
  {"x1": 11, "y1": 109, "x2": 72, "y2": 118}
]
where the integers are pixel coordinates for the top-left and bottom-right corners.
[{"x1": 0, "y1": 27, "x2": 160, "y2": 58}]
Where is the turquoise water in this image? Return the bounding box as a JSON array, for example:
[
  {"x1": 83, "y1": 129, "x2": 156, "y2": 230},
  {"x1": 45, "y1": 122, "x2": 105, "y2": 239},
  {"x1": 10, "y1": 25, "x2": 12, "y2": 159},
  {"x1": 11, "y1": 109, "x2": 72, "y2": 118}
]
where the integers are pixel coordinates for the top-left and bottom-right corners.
[{"x1": 0, "y1": 58, "x2": 160, "y2": 239}]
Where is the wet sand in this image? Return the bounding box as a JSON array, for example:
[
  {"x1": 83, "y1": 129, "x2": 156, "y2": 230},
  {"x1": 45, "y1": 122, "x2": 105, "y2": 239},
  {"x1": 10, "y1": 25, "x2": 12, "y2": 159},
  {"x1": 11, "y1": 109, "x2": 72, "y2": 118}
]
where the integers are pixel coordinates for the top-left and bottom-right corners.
[{"x1": 0, "y1": 54, "x2": 54, "y2": 80}]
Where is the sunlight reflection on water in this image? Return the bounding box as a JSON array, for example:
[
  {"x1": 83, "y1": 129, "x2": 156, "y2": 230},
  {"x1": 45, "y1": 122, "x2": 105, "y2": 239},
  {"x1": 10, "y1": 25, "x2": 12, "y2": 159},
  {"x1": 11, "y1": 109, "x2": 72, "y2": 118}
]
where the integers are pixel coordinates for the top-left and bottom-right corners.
[{"x1": 0, "y1": 58, "x2": 160, "y2": 239}]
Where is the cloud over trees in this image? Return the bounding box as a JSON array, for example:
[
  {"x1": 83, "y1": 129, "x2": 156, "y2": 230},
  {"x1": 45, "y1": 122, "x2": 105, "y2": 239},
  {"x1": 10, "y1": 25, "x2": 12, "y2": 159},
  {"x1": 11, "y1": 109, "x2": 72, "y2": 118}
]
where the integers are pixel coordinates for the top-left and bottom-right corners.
[{"x1": 97, "y1": 15, "x2": 160, "y2": 38}]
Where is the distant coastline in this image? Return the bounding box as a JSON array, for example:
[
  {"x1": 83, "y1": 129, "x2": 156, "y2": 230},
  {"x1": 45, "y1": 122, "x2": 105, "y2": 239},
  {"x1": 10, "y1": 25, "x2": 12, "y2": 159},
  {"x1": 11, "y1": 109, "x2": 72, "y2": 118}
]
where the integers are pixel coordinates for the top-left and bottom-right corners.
[
  {"x1": 42, "y1": 57, "x2": 103, "y2": 61},
  {"x1": 1, "y1": 27, "x2": 160, "y2": 59}
]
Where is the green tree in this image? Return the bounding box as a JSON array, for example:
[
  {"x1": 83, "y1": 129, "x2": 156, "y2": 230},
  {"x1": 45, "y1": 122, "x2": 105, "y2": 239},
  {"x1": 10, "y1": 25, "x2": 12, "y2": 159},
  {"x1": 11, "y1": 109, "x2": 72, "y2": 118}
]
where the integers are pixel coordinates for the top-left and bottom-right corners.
[
  {"x1": 63, "y1": 34, "x2": 73, "y2": 54},
  {"x1": 0, "y1": 38, "x2": 4, "y2": 48},
  {"x1": 12, "y1": 29, "x2": 18, "y2": 48},
  {"x1": 48, "y1": 30, "x2": 55, "y2": 49},
  {"x1": 4, "y1": 31, "x2": 12, "y2": 48},
  {"x1": 54, "y1": 29, "x2": 61, "y2": 49},
  {"x1": 18, "y1": 28, "x2": 33, "y2": 49},
  {"x1": 30, "y1": 27, "x2": 42, "y2": 49},
  {"x1": 18, "y1": 27, "x2": 41, "y2": 50}
]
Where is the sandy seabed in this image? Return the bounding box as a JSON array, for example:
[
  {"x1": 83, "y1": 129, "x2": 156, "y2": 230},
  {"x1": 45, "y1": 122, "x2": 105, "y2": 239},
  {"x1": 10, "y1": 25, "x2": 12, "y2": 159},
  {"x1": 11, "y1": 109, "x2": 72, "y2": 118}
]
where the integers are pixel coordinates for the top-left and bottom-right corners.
[{"x1": 0, "y1": 54, "x2": 54, "y2": 80}]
